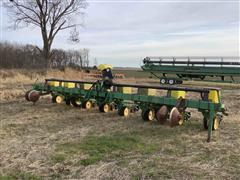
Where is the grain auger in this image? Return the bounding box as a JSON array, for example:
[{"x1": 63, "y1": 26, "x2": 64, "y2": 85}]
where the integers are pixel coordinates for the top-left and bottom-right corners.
[{"x1": 25, "y1": 64, "x2": 227, "y2": 142}]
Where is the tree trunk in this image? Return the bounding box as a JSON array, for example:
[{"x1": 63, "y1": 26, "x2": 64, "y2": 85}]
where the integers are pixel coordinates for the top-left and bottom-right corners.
[{"x1": 42, "y1": 39, "x2": 52, "y2": 69}]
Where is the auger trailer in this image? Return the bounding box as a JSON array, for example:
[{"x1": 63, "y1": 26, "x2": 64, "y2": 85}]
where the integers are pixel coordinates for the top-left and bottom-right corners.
[
  {"x1": 142, "y1": 56, "x2": 240, "y2": 85},
  {"x1": 25, "y1": 78, "x2": 227, "y2": 142}
]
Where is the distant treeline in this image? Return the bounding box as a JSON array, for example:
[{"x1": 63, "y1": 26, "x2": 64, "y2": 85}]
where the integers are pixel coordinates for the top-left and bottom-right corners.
[{"x1": 0, "y1": 41, "x2": 90, "y2": 69}]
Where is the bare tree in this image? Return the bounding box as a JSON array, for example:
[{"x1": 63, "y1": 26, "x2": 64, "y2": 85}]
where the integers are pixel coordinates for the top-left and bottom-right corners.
[
  {"x1": 4, "y1": 0, "x2": 87, "y2": 68},
  {"x1": 81, "y1": 48, "x2": 89, "y2": 67}
]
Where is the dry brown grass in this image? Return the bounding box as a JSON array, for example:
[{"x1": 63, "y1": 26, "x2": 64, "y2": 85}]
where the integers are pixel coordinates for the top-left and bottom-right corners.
[
  {"x1": 0, "y1": 69, "x2": 240, "y2": 179},
  {"x1": 0, "y1": 68, "x2": 86, "y2": 102}
]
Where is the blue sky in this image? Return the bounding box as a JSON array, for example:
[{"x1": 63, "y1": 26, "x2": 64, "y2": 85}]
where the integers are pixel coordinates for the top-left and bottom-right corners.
[{"x1": 0, "y1": 0, "x2": 239, "y2": 67}]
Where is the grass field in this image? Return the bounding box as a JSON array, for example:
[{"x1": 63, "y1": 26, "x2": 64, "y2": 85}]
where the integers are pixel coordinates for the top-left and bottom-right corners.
[{"x1": 0, "y1": 69, "x2": 240, "y2": 179}]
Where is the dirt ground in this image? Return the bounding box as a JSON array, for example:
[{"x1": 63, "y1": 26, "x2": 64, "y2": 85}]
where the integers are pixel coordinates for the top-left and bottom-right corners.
[{"x1": 0, "y1": 70, "x2": 240, "y2": 179}]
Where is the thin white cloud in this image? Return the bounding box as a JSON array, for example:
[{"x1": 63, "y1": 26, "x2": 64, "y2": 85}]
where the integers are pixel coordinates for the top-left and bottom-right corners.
[{"x1": 1, "y1": 1, "x2": 239, "y2": 67}]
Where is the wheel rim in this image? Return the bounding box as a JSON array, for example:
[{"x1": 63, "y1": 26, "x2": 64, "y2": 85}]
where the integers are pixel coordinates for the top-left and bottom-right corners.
[
  {"x1": 160, "y1": 79, "x2": 165, "y2": 84},
  {"x1": 148, "y1": 110, "x2": 154, "y2": 121},
  {"x1": 213, "y1": 117, "x2": 219, "y2": 130},
  {"x1": 169, "y1": 80, "x2": 174, "y2": 85},
  {"x1": 85, "y1": 101, "x2": 92, "y2": 109},
  {"x1": 103, "y1": 104, "x2": 110, "y2": 113},
  {"x1": 123, "y1": 107, "x2": 129, "y2": 117},
  {"x1": 178, "y1": 118, "x2": 184, "y2": 125},
  {"x1": 75, "y1": 100, "x2": 81, "y2": 106},
  {"x1": 56, "y1": 96, "x2": 63, "y2": 104}
]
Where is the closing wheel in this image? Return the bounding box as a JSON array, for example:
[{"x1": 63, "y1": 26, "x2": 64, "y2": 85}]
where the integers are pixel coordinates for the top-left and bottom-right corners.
[
  {"x1": 55, "y1": 95, "x2": 63, "y2": 104},
  {"x1": 118, "y1": 107, "x2": 130, "y2": 117},
  {"x1": 169, "y1": 107, "x2": 183, "y2": 127},
  {"x1": 25, "y1": 90, "x2": 31, "y2": 101},
  {"x1": 142, "y1": 109, "x2": 155, "y2": 121},
  {"x1": 83, "y1": 101, "x2": 92, "y2": 109},
  {"x1": 65, "y1": 99, "x2": 71, "y2": 105},
  {"x1": 203, "y1": 116, "x2": 220, "y2": 130},
  {"x1": 71, "y1": 98, "x2": 82, "y2": 107},
  {"x1": 28, "y1": 90, "x2": 40, "y2": 103},
  {"x1": 156, "y1": 105, "x2": 168, "y2": 124}
]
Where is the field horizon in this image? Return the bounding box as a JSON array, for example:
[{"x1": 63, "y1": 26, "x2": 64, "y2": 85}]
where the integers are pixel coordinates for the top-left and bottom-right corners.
[{"x1": 0, "y1": 68, "x2": 240, "y2": 179}]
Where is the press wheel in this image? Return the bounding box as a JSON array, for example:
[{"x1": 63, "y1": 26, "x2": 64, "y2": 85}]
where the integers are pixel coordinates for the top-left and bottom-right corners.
[
  {"x1": 99, "y1": 103, "x2": 110, "y2": 113},
  {"x1": 142, "y1": 109, "x2": 155, "y2": 121},
  {"x1": 55, "y1": 95, "x2": 63, "y2": 104},
  {"x1": 103, "y1": 104, "x2": 110, "y2": 113},
  {"x1": 118, "y1": 107, "x2": 130, "y2": 117},
  {"x1": 83, "y1": 101, "x2": 92, "y2": 109}
]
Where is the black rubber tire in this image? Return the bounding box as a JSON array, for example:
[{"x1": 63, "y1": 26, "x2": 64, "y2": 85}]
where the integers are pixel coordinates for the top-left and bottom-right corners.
[
  {"x1": 99, "y1": 104, "x2": 104, "y2": 112},
  {"x1": 200, "y1": 76, "x2": 205, "y2": 80},
  {"x1": 71, "y1": 98, "x2": 81, "y2": 107},
  {"x1": 52, "y1": 96, "x2": 56, "y2": 103},
  {"x1": 65, "y1": 99, "x2": 71, "y2": 105},
  {"x1": 118, "y1": 107, "x2": 129, "y2": 116},
  {"x1": 118, "y1": 107, "x2": 124, "y2": 116},
  {"x1": 142, "y1": 110, "x2": 149, "y2": 121},
  {"x1": 160, "y1": 78, "x2": 166, "y2": 84}
]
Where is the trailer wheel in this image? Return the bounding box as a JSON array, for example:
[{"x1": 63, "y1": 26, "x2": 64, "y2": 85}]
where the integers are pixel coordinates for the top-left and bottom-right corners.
[
  {"x1": 203, "y1": 116, "x2": 220, "y2": 130},
  {"x1": 142, "y1": 109, "x2": 155, "y2": 121},
  {"x1": 168, "y1": 79, "x2": 175, "y2": 85},
  {"x1": 176, "y1": 79, "x2": 183, "y2": 84},
  {"x1": 83, "y1": 101, "x2": 92, "y2": 109},
  {"x1": 118, "y1": 107, "x2": 130, "y2": 117},
  {"x1": 160, "y1": 78, "x2": 166, "y2": 84}
]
